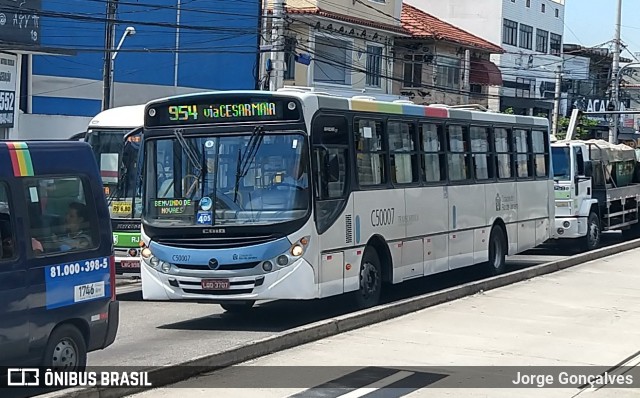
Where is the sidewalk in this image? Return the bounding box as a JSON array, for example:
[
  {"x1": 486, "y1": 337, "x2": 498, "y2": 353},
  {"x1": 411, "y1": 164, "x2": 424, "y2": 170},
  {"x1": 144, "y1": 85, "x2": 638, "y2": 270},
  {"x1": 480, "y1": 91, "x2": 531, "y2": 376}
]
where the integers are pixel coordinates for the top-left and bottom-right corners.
[{"x1": 127, "y1": 248, "x2": 640, "y2": 398}]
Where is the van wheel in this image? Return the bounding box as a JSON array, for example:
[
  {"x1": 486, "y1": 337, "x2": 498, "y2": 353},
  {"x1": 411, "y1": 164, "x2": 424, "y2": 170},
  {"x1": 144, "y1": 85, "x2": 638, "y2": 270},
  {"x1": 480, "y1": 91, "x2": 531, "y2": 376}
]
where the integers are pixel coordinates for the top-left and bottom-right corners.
[
  {"x1": 43, "y1": 324, "x2": 87, "y2": 371},
  {"x1": 354, "y1": 248, "x2": 382, "y2": 309},
  {"x1": 583, "y1": 211, "x2": 601, "y2": 251},
  {"x1": 220, "y1": 301, "x2": 255, "y2": 313},
  {"x1": 487, "y1": 226, "x2": 507, "y2": 276}
]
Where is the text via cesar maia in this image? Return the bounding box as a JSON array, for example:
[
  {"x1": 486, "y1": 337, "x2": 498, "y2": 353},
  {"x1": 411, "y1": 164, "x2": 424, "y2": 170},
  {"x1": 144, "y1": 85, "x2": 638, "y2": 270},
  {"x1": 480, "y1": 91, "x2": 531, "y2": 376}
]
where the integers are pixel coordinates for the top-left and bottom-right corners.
[
  {"x1": 49, "y1": 257, "x2": 109, "y2": 279},
  {"x1": 7, "y1": 368, "x2": 151, "y2": 388}
]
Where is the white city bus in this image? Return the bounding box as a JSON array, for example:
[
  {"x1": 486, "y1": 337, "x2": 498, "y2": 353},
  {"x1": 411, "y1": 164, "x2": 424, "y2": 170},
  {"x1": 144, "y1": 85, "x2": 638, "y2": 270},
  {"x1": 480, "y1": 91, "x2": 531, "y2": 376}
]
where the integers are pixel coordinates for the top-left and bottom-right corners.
[
  {"x1": 85, "y1": 105, "x2": 145, "y2": 274},
  {"x1": 138, "y1": 89, "x2": 554, "y2": 312}
]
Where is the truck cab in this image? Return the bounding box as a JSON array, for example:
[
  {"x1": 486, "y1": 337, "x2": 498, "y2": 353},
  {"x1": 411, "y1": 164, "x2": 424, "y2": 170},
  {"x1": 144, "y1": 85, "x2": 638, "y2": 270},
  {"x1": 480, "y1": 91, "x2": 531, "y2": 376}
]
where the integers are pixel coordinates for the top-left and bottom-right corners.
[{"x1": 551, "y1": 141, "x2": 599, "y2": 247}]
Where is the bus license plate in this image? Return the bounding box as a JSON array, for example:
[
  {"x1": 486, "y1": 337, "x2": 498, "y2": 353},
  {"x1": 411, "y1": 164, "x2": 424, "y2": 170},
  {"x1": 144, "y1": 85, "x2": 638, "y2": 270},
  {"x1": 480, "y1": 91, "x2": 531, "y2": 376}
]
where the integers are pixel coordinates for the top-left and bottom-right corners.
[
  {"x1": 201, "y1": 279, "x2": 230, "y2": 290},
  {"x1": 121, "y1": 260, "x2": 140, "y2": 269}
]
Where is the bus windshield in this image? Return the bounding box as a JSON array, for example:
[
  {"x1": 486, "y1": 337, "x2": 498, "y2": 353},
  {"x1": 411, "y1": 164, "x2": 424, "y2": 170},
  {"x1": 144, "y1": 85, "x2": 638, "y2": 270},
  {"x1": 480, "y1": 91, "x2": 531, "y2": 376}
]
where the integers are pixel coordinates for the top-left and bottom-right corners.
[
  {"x1": 551, "y1": 146, "x2": 571, "y2": 181},
  {"x1": 143, "y1": 131, "x2": 309, "y2": 227},
  {"x1": 86, "y1": 128, "x2": 141, "y2": 219}
]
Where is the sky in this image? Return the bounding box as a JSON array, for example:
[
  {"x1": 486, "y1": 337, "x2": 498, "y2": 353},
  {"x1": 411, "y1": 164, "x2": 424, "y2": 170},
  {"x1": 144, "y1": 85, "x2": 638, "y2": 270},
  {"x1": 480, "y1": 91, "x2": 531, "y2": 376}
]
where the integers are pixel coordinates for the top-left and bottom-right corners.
[{"x1": 565, "y1": 0, "x2": 640, "y2": 59}]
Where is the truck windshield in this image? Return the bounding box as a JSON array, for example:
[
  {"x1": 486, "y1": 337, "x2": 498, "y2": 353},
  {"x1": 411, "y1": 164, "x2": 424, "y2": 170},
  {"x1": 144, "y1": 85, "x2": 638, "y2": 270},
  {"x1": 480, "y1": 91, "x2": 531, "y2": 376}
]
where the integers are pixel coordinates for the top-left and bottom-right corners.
[
  {"x1": 143, "y1": 132, "x2": 309, "y2": 227},
  {"x1": 552, "y1": 146, "x2": 571, "y2": 181}
]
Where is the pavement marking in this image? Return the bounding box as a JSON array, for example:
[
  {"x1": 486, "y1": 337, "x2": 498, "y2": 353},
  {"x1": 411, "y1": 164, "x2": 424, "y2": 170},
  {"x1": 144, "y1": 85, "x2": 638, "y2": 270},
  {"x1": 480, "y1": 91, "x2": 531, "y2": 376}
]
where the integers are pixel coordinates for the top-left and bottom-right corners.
[{"x1": 286, "y1": 367, "x2": 447, "y2": 398}]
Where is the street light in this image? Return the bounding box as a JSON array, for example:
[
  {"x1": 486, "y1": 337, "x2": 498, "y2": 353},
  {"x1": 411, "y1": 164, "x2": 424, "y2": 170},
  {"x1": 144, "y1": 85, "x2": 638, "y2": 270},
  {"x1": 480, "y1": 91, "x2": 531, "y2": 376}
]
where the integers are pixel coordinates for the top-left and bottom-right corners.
[
  {"x1": 611, "y1": 61, "x2": 640, "y2": 143},
  {"x1": 109, "y1": 26, "x2": 136, "y2": 108}
]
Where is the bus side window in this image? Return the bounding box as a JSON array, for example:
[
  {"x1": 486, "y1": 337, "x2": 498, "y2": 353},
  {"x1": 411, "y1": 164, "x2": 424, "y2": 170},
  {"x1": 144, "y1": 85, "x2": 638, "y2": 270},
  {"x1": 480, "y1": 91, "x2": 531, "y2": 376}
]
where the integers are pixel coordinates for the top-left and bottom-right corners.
[
  {"x1": 0, "y1": 182, "x2": 16, "y2": 261},
  {"x1": 24, "y1": 177, "x2": 100, "y2": 256}
]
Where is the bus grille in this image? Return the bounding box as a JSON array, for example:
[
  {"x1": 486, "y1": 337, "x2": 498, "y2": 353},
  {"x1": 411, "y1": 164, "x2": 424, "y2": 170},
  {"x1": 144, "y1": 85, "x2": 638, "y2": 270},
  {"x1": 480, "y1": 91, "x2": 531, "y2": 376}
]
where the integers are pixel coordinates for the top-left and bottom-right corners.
[
  {"x1": 154, "y1": 235, "x2": 277, "y2": 249},
  {"x1": 174, "y1": 262, "x2": 260, "y2": 271}
]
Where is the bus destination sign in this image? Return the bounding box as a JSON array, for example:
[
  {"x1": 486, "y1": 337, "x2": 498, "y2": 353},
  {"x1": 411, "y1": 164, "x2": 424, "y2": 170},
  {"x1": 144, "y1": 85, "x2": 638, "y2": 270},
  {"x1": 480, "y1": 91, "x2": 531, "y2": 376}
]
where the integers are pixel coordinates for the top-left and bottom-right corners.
[{"x1": 145, "y1": 96, "x2": 301, "y2": 127}]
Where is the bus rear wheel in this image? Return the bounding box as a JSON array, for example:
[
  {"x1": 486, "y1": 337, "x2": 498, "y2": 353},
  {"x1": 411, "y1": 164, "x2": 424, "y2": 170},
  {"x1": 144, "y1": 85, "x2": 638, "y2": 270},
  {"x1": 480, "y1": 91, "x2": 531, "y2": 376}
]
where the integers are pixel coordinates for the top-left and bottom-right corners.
[
  {"x1": 42, "y1": 324, "x2": 87, "y2": 371},
  {"x1": 487, "y1": 226, "x2": 507, "y2": 276},
  {"x1": 354, "y1": 248, "x2": 382, "y2": 309},
  {"x1": 220, "y1": 300, "x2": 255, "y2": 313}
]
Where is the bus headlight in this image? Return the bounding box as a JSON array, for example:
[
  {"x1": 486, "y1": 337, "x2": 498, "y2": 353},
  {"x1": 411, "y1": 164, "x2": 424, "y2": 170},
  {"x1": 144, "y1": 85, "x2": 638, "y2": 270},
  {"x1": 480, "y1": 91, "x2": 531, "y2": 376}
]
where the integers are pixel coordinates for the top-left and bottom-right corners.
[
  {"x1": 261, "y1": 236, "x2": 311, "y2": 271},
  {"x1": 161, "y1": 262, "x2": 171, "y2": 273},
  {"x1": 290, "y1": 245, "x2": 304, "y2": 257},
  {"x1": 149, "y1": 256, "x2": 159, "y2": 267},
  {"x1": 141, "y1": 247, "x2": 152, "y2": 259},
  {"x1": 289, "y1": 236, "x2": 310, "y2": 257}
]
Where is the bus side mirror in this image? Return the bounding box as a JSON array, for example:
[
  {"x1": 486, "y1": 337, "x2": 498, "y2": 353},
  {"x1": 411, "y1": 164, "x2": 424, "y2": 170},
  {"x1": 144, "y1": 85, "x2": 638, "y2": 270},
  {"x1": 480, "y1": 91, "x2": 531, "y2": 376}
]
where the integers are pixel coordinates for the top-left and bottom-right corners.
[
  {"x1": 325, "y1": 153, "x2": 340, "y2": 183},
  {"x1": 584, "y1": 161, "x2": 593, "y2": 178}
]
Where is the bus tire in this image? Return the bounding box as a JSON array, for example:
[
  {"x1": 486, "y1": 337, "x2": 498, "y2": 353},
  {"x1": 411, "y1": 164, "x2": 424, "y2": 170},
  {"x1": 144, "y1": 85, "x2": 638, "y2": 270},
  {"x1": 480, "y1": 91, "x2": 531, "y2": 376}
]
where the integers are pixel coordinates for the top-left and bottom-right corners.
[
  {"x1": 354, "y1": 248, "x2": 382, "y2": 309},
  {"x1": 220, "y1": 300, "x2": 255, "y2": 313},
  {"x1": 487, "y1": 226, "x2": 507, "y2": 276},
  {"x1": 42, "y1": 324, "x2": 87, "y2": 371},
  {"x1": 583, "y1": 211, "x2": 601, "y2": 251}
]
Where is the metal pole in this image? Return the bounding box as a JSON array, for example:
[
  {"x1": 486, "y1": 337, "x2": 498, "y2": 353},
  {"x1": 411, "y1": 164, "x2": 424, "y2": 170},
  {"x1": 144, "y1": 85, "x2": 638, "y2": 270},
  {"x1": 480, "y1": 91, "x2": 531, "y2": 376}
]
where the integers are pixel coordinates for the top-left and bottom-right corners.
[
  {"x1": 610, "y1": 0, "x2": 622, "y2": 143},
  {"x1": 269, "y1": 0, "x2": 285, "y2": 91},
  {"x1": 101, "y1": 0, "x2": 118, "y2": 111},
  {"x1": 174, "y1": 0, "x2": 181, "y2": 88},
  {"x1": 552, "y1": 65, "x2": 562, "y2": 137}
]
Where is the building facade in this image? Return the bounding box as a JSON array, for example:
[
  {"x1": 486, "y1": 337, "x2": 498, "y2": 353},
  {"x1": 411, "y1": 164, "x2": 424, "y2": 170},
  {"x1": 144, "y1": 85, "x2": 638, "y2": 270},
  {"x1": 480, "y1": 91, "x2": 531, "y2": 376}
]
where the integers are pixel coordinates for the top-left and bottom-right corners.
[
  {"x1": 261, "y1": 0, "x2": 409, "y2": 100},
  {"x1": 394, "y1": 4, "x2": 504, "y2": 108},
  {"x1": 406, "y1": 0, "x2": 565, "y2": 116},
  {"x1": 10, "y1": 0, "x2": 261, "y2": 140}
]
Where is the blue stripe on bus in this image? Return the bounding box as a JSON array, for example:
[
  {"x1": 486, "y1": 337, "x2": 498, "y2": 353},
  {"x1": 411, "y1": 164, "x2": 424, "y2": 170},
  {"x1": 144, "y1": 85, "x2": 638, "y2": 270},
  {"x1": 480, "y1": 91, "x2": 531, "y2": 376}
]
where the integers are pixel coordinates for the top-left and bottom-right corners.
[{"x1": 149, "y1": 237, "x2": 293, "y2": 266}]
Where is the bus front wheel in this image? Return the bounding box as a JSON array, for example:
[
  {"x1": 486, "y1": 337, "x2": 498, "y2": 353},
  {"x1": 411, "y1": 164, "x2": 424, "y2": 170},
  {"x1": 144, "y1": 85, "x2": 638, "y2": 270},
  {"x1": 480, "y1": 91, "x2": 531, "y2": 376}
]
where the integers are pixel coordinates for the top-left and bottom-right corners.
[
  {"x1": 354, "y1": 248, "x2": 382, "y2": 309},
  {"x1": 42, "y1": 324, "x2": 87, "y2": 371}
]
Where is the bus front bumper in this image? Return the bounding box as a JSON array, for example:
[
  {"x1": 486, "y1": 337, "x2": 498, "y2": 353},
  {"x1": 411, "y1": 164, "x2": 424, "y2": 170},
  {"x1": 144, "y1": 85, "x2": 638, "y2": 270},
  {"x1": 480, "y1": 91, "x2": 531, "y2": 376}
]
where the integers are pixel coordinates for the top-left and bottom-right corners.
[{"x1": 140, "y1": 258, "x2": 318, "y2": 301}]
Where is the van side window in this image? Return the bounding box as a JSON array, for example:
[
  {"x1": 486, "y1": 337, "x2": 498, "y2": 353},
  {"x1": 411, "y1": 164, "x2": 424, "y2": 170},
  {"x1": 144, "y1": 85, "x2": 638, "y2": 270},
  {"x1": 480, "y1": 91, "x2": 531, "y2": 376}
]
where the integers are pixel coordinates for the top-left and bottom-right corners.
[
  {"x1": 24, "y1": 177, "x2": 99, "y2": 256},
  {"x1": 0, "y1": 182, "x2": 16, "y2": 261}
]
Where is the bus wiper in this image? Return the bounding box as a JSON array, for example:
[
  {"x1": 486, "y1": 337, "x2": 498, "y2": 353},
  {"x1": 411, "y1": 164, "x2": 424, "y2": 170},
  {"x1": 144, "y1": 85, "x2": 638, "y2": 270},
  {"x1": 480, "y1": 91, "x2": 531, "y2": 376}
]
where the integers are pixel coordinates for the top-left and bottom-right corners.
[
  {"x1": 233, "y1": 126, "x2": 265, "y2": 203},
  {"x1": 174, "y1": 129, "x2": 202, "y2": 175},
  {"x1": 174, "y1": 129, "x2": 204, "y2": 196}
]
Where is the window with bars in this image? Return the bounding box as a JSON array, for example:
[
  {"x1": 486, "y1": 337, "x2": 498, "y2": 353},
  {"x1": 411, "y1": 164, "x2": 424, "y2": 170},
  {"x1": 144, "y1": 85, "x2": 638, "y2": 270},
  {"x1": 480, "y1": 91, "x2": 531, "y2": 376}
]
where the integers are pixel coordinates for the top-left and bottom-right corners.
[
  {"x1": 366, "y1": 45, "x2": 383, "y2": 88},
  {"x1": 550, "y1": 33, "x2": 562, "y2": 56},
  {"x1": 536, "y1": 29, "x2": 548, "y2": 53},
  {"x1": 519, "y1": 24, "x2": 533, "y2": 50},
  {"x1": 283, "y1": 37, "x2": 296, "y2": 80},
  {"x1": 403, "y1": 54, "x2": 422, "y2": 88},
  {"x1": 503, "y1": 19, "x2": 518, "y2": 46}
]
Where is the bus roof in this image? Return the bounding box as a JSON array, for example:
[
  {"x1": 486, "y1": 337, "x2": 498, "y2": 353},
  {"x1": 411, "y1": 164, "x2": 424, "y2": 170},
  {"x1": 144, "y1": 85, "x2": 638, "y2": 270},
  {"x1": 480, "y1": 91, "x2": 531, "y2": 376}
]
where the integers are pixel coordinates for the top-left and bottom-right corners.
[
  {"x1": 143, "y1": 89, "x2": 550, "y2": 128},
  {"x1": 0, "y1": 140, "x2": 99, "y2": 178},
  {"x1": 88, "y1": 104, "x2": 146, "y2": 129}
]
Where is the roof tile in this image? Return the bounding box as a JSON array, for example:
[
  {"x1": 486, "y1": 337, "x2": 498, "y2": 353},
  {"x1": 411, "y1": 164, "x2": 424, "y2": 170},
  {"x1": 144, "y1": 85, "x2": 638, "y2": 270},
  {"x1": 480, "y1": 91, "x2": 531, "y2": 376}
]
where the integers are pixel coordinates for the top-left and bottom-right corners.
[{"x1": 401, "y1": 4, "x2": 504, "y2": 53}]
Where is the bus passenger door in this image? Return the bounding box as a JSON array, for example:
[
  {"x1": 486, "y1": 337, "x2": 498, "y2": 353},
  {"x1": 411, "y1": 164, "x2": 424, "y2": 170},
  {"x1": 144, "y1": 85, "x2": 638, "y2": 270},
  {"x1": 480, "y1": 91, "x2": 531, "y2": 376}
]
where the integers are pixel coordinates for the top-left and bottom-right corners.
[
  {"x1": 0, "y1": 181, "x2": 28, "y2": 365},
  {"x1": 311, "y1": 114, "x2": 352, "y2": 297}
]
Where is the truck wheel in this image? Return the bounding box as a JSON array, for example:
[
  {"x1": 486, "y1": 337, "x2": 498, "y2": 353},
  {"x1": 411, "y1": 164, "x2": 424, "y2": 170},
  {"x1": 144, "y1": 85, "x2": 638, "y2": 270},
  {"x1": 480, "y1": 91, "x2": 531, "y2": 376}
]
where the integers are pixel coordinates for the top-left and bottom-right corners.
[
  {"x1": 220, "y1": 301, "x2": 255, "y2": 313},
  {"x1": 42, "y1": 324, "x2": 87, "y2": 371},
  {"x1": 354, "y1": 248, "x2": 382, "y2": 309},
  {"x1": 487, "y1": 226, "x2": 507, "y2": 276},
  {"x1": 583, "y1": 212, "x2": 601, "y2": 251}
]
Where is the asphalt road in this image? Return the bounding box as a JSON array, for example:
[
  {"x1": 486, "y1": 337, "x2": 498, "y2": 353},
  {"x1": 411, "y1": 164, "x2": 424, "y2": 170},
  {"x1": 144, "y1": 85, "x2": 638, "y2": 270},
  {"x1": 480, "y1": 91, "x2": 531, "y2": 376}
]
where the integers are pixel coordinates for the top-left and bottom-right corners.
[{"x1": 89, "y1": 233, "x2": 624, "y2": 368}]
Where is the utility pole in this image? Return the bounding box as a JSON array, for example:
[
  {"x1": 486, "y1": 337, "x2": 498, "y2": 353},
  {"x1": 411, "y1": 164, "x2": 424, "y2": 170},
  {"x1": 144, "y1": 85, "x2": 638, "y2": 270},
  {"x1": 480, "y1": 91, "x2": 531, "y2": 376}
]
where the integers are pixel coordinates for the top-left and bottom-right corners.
[
  {"x1": 268, "y1": 0, "x2": 285, "y2": 91},
  {"x1": 610, "y1": 0, "x2": 622, "y2": 143},
  {"x1": 102, "y1": 0, "x2": 118, "y2": 111},
  {"x1": 552, "y1": 65, "x2": 562, "y2": 138}
]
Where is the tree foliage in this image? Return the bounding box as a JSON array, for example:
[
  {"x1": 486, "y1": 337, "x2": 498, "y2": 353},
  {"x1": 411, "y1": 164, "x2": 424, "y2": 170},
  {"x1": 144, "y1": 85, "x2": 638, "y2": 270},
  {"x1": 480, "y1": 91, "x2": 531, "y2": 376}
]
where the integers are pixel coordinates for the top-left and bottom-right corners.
[{"x1": 555, "y1": 115, "x2": 600, "y2": 140}]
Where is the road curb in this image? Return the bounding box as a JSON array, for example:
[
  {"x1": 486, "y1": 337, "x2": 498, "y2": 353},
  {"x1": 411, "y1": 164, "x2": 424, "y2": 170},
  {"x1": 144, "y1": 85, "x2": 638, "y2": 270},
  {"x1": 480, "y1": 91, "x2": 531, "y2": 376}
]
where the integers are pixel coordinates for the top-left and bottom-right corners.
[{"x1": 40, "y1": 238, "x2": 640, "y2": 398}]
